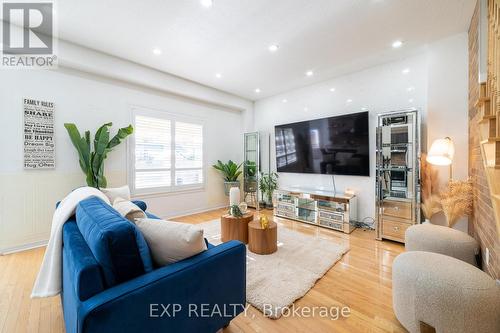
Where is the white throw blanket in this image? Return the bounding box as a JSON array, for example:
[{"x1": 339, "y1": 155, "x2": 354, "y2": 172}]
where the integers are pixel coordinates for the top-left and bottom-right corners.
[{"x1": 31, "y1": 187, "x2": 110, "y2": 298}]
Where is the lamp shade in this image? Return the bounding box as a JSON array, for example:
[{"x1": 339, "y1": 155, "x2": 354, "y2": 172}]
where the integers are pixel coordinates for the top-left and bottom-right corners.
[{"x1": 426, "y1": 137, "x2": 454, "y2": 166}]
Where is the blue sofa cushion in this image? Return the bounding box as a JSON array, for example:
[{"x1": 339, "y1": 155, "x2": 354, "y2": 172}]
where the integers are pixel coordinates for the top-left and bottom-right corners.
[
  {"x1": 131, "y1": 200, "x2": 147, "y2": 212},
  {"x1": 75, "y1": 197, "x2": 153, "y2": 288},
  {"x1": 62, "y1": 219, "x2": 105, "y2": 301}
]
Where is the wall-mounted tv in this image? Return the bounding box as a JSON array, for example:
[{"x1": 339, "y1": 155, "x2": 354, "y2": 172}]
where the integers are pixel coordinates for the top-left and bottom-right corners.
[{"x1": 274, "y1": 111, "x2": 369, "y2": 176}]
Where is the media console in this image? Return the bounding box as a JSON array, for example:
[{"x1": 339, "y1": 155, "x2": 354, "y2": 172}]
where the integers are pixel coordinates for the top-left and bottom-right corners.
[{"x1": 274, "y1": 187, "x2": 357, "y2": 234}]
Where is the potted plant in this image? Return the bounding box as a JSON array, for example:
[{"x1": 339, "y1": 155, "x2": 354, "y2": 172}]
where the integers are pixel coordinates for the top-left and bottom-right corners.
[
  {"x1": 64, "y1": 122, "x2": 133, "y2": 188},
  {"x1": 212, "y1": 160, "x2": 242, "y2": 195},
  {"x1": 259, "y1": 172, "x2": 278, "y2": 209},
  {"x1": 244, "y1": 160, "x2": 258, "y2": 193}
]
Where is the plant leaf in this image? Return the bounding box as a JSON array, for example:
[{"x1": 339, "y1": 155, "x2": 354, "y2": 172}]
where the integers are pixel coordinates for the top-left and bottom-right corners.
[
  {"x1": 212, "y1": 160, "x2": 242, "y2": 181},
  {"x1": 108, "y1": 124, "x2": 133, "y2": 149},
  {"x1": 64, "y1": 123, "x2": 90, "y2": 174},
  {"x1": 92, "y1": 123, "x2": 111, "y2": 182}
]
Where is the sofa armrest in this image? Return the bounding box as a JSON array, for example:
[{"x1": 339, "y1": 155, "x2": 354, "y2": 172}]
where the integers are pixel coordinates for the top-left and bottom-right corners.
[{"x1": 78, "y1": 240, "x2": 246, "y2": 333}]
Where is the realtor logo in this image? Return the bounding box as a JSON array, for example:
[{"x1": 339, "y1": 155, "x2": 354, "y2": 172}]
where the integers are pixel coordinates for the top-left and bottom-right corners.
[{"x1": 1, "y1": 1, "x2": 57, "y2": 68}]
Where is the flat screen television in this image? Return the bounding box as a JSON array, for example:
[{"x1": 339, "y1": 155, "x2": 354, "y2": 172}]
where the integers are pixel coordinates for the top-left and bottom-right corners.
[{"x1": 274, "y1": 111, "x2": 369, "y2": 176}]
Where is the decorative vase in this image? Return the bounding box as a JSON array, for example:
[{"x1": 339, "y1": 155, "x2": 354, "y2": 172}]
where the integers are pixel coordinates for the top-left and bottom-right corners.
[
  {"x1": 224, "y1": 181, "x2": 240, "y2": 196},
  {"x1": 229, "y1": 186, "x2": 240, "y2": 206},
  {"x1": 238, "y1": 202, "x2": 248, "y2": 214},
  {"x1": 265, "y1": 195, "x2": 274, "y2": 209}
]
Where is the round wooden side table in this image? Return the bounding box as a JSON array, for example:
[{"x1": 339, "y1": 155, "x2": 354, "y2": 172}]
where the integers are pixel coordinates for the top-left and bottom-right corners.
[
  {"x1": 220, "y1": 213, "x2": 253, "y2": 244},
  {"x1": 248, "y1": 220, "x2": 278, "y2": 255}
]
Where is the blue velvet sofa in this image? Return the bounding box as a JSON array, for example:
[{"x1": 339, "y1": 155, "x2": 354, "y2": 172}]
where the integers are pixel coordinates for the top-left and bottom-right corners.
[{"x1": 61, "y1": 196, "x2": 246, "y2": 333}]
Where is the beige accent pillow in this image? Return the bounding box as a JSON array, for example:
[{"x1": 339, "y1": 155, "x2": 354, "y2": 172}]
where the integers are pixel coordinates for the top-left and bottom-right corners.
[
  {"x1": 134, "y1": 218, "x2": 207, "y2": 266},
  {"x1": 113, "y1": 197, "x2": 146, "y2": 222},
  {"x1": 101, "y1": 186, "x2": 131, "y2": 203}
]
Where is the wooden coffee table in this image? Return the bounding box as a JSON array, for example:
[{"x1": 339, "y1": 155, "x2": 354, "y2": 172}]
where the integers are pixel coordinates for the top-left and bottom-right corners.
[
  {"x1": 220, "y1": 213, "x2": 253, "y2": 244},
  {"x1": 248, "y1": 220, "x2": 278, "y2": 255}
]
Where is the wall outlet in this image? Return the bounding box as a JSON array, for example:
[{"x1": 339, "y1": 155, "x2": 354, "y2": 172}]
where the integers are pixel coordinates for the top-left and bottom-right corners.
[{"x1": 485, "y1": 247, "x2": 490, "y2": 266}]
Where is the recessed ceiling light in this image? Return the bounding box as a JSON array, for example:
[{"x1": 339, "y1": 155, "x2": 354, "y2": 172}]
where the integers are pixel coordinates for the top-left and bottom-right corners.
[
  {"x1": 346, "y1": 99, "x2": 353, "y2": 103},
  {"x1": 255, "y1": 88, "x2": 261, "y2": 93},
  {"x1": 306, "y1": 70, "x2": 314, "y2": 77},
  {"x1": 330, "y1": 88, "x2": 336, "y2": 92},
  {"x1": 152, "y1": 48, "x2": 162, "y2": 55},
  {"x1": 407, "y1": 86, "x2": 415, "y2": 92},
  {"x1": 200, "y1": 0, "x2": 213, "y2": 8},
  {"x1": 402, "y1": 68, "x2": 410, "y2": 74},
  {"x1": 409, "y1": 98, "x2": 414, "y2": 103},
  {"x1": 282, "y1": 99, "x2": 288, "y2": 103},
  {"x1": 392, "y1": 40, "x2": 404, "y2": 49},
  {"x1": 215, "y1": 73, "x2": 222, "y2": 78},
  {"x1": 268, "y1": 44, "x2": 279, "y2": 52}
]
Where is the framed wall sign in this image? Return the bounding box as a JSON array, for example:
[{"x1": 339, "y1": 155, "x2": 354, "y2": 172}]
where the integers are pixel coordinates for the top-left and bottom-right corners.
[{"x1": 23, "y1": 98, "x2": 55, "y2": 169}]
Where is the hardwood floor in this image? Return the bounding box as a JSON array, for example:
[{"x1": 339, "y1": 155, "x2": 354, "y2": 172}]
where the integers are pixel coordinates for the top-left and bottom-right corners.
[{"x1": 0, "y1": 208, "x2": 406, "y2": 333}]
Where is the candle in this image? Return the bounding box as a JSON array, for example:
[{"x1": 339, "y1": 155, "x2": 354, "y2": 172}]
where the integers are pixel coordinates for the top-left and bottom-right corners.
[{"x1": 229, "y1": 186, "x2": 240, "y2": 206}]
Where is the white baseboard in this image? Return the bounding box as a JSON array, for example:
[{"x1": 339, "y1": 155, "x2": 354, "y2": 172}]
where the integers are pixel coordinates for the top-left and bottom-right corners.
[
  {"x1": 1, "y1": 240, "x2": 48, "y2": 255},
  {"x1": 163, "y1": 205, "x2": 228, "y2": 220}
]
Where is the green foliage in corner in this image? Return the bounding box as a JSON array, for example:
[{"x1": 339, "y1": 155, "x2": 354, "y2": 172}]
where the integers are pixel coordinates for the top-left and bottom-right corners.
[
  {"x1": 259, "y1": 172, "x2": 279, "y2": 204},
  {"x1": 64, "y1": 122, "x2": 133, "y2": 189}
]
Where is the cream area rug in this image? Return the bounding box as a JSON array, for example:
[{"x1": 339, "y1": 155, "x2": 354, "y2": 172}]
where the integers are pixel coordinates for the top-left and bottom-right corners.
[{"x1": 198, "y1": 219, "x2": 349, "y2": 319}]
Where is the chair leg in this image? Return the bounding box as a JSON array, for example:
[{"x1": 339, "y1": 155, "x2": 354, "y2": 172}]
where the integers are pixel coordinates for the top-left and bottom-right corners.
[{"x1": 419, "y1": 321, "x2": 436, "y2": 333}]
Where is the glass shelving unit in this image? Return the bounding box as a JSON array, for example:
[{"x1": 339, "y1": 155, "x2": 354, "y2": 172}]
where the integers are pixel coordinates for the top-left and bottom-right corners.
[{"x1": 375, "y1": 109, "x2": 421, "y2": 243}]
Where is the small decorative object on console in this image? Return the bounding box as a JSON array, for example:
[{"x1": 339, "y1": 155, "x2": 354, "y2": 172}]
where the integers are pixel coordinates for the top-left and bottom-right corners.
[
  {"x1": 229, "y1": 204, "x2": 243, "y2": 217},
  {"x1": 259, "y1": 216, "x2": 269, "y2": 229},
  {"x1": 238, "y1": 202, "x2": 248, "y2": 214}
]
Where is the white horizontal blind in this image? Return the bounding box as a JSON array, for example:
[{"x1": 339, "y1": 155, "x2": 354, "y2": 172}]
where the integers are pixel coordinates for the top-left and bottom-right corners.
[
  {"x1": 134, "y1": 115, "x2": 171, "y2": 189},
  {"x1": 132, "y1": 111, "x2": 204, "y2": 193},
  {"x1": 175, "y1": 121, "x2": 203, "y2": 186}
]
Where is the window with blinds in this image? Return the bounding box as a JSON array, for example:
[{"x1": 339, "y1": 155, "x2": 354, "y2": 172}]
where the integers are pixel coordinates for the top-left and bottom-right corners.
[
  {"x1": 131, "y1": 110, "x2": 204, "y2": 194},
  {"x1": 175, "y1": 122, "x2": 203, "y2": 186}
]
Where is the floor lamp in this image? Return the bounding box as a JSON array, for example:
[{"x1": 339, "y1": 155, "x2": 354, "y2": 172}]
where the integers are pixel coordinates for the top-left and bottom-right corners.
[{"x1": 426, "y1": 137, "x2": 455, "y2": 181}]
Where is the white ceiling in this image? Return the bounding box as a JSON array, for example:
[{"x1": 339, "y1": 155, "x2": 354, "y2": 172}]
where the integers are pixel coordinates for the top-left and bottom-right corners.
[{"x1": 55, "y1": 0, "x2": 476, "y2": 100}]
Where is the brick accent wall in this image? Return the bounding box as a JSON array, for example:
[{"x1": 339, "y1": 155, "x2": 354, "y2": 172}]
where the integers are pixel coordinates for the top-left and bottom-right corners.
[{"x1": 468, "y1": 1, "x2": 499, "y2": 279}]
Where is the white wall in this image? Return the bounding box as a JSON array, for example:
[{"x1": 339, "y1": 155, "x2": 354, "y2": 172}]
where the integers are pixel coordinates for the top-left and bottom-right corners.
[
  {"x1": 426, "y1": 33, "x2": 469, "y2": 230},
  {"x1": 253, "y1": 33, "x2": 469, "y2": 227},
  {"x1": 0, "y1": 42, "x2": 253, "y2": 253},
  {"x1": 254, "y1": 54, "x2": 428, "y2": 221}
]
